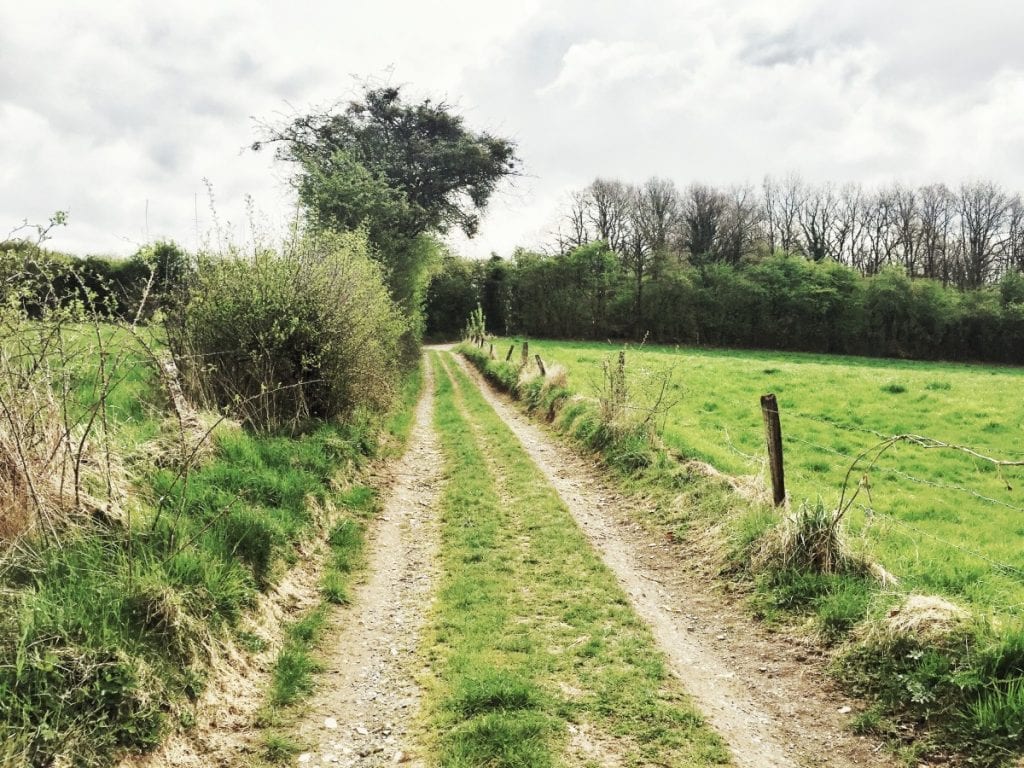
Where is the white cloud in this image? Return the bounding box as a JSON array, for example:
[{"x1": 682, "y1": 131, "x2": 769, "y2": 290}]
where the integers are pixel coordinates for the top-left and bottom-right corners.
[
  {"x1": 537, "y1": 40, "x2": 684, "y2": 102},
  {"x1": 2, "y1": 0, "x2": 1023, "y2": 260}
]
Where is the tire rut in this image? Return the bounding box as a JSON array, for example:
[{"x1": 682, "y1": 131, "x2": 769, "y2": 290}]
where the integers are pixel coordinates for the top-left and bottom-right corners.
[{"x1": 289, "y1": 359, "x2": 443, "y2": 768}]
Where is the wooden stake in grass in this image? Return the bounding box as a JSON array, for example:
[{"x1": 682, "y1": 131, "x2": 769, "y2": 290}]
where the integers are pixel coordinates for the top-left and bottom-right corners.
[
  {"x1": 489, "y1": 342, "x2": 495, "y2": 359},
  {"x1": 521, "y1": 341, "x2": 529, "y2": 367},
  {"x1": 506, "y1": 344, "x2": 515, "y2": 362},
  {"x1": 761, "y1": 393, "x2": 786, "y2": 506},
  {"x1": 535, "y1": 354, "x2": 546, "y2": 377}
]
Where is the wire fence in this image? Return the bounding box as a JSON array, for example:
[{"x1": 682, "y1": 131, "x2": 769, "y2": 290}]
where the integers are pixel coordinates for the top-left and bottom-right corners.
[
  {"x1": 520, "y1": 341, "x2": 1024, "y2": 606},
  {"x1": 739, "y1": 396, "x2": 1024, "y2": 607}
]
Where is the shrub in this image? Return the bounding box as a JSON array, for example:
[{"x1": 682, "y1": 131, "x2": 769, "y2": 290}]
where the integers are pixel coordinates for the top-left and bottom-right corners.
[{"x1": 167, "y1": 229, "x2": 406, "y2": 431}]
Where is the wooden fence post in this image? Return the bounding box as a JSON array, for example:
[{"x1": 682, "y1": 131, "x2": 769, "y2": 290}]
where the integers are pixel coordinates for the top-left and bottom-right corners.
[
  {"x1": 760, "y1": 394, "x2": 786, "y2": 507},
  {"x1": 521, "y1": 341, "x2": 529, "y2": 366},
  {"x1": 489, "y1": 342, "x2": 495, "y2": 359},
  {"x1": 535, "y1": 354, "x2": 546, "y2": 377},
  {"x1": 506, "y1": 344, "x2": 515, "y2": 362}
]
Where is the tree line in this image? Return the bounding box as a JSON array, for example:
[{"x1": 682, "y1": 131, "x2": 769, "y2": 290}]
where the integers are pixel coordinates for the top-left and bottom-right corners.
[
  {"x1": 553, "y1": 176, "x2": 1024, "y2": 291},
  {"x1": 426, "y1": 175, "x2": 1024, "y2": 364}
]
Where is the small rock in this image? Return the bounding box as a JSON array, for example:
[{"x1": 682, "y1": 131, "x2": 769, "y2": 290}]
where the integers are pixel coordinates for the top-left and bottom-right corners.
[
  {"x1": 838, "y1": 706, "x2": 852, "y2": 714},
  {"x1": 356, "y1": 726, "x2": 369, "y2": 736},
  {"x1": 716, "y1": 634, "x2": 727, "y2": 641},
  {"x1": 324, "y1": 717, "x2": 338, "y2": 729},
  {"x1": 392, "y1": 750, "x2": 406, "y2": 763},
  {"x1": 298, "y1": 754, "x2": 312, "y2": 764}
]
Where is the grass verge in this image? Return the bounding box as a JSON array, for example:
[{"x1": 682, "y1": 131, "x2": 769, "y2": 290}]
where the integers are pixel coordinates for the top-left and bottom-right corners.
[
  {"x1": 422, "y1": 351, "x2": 729, "y2": 767},
  {"x1": 0, "y1": 353, "x2": 421, "y2": 768}
]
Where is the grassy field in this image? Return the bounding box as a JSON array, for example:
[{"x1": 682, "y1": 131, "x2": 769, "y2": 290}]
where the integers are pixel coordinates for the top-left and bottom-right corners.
[{"x1": 508, "y1": 339, "x2": 1024, "y2": 617}]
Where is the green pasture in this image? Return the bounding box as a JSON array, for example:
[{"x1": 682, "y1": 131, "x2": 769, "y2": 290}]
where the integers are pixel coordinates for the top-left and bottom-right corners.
[{"x1": 515, "y1": 339, "x2": 1024, "y2": 616}]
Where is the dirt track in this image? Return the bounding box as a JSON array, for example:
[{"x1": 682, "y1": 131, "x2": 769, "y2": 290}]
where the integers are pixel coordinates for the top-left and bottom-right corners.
[
  {"x1": 288, "y1": 360, "x2": 443, "y2": 767},
  {"x1": 129, "y1": 351, "x2": 896, "y2": 767}
]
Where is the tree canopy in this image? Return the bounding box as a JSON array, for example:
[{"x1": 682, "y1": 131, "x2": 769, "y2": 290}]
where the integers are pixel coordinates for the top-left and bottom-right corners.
[{"x1": 257, "y1": 86, "x2": 518, "y2": 242}]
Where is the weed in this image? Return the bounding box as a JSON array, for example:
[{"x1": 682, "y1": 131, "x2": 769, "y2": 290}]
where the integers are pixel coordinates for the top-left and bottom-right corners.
[{"x1": 263, "y1": 731, "x2": 303, "y2": 764}]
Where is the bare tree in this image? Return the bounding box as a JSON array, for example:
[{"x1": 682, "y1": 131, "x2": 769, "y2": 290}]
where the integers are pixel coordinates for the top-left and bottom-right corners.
[
  {"x1": 718, "y1": 185, "x2": 762, "y2": 265},
  {"x1": 798, "y1": 183, "x2": 839, "y2": 262},
  {"x1": 763, "y1": 175, "x2": 804, "y2": 254},
  {"x1": 834, "y1": 183, "x2": 866, "y2": 268},
  {"x1": 623, "y1": 185, "x2": 652, "y2": 331},
  {"x1": 918, "y1": 183, "x2": 954, "y2": 282},
  {"x1": 588, "y1": 178, "x2": 631, "y2": 255},
  {"x1": 862, "y1": 187, "x2": 900, "y2": 275},
  {"x1": 556, "y1": 174, "x2": 1022, "y2": 290},
  {"x1": 892, "y1": 183, "x2": 922, "y2": 276},
  {"x1": 553, "y1": 188, "x2": 593, "y2": 253},
  {"x1": 1002, "y1": 193, "x2": 1024, "y2": 276},
  {"x1": 634, "y1": 177, "x2": 681, "y2": 278},
  {"x1": 956, "y1": 181, "x2": 1009, "y2": 288}
]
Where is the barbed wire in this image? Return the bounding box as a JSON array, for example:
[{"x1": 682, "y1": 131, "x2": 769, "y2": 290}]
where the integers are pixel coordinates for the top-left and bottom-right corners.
[
  {"x1": 785, "y1": 405, "x2": 1024, "y2": 460},
  {"x1": 527, "y1": 347, "x2": 1024, "y2": 579},
  {"x1": 785, "y1": 434, "x2": 1024, "y2": 515},
  {"x1": 857, "y1": 502, "x2": 1024, "y2": 582}
]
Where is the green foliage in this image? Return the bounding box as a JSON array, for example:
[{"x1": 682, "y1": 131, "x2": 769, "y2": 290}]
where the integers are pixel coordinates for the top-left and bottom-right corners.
[
  {"x1": 424, "y1": 255, "x2": 483, "y2": 339},
  {"x1": 835, "y1": 622, "x2": 1024, "y2": 764},
  {"x1": 167, "y1": 228, "x2": 406, "y2": 431},
  {"x1": 262, "y1": 85, "x2": 518, "y2": 241},
  {"x1": 464, "y1": 303, "x2": 486, "y2": 341},
  {"x1": 259, "y1": 84, "x2": 517, "y2": 352},
  {"x1": 0, "y1": 238, "x2": 188, "y2": 323},
  {"x1": 270, "y1": 607, "x2": 328, "y2": 706},
  {"x1": 262, "y1": 732, "x2": 303, "y2": 764},
  {"x1": 430, "y1": 249, "x2": 1024, "y2": 365}
]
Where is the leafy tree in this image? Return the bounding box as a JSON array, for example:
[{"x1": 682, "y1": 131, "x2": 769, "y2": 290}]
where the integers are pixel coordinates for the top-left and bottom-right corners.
[
  {"x1": 258, "y1": 85, "x2": 517, "y2": 360},
  {"x1": 424, "y1": 255, "x2": 481, "y2": 339},
  {"x1": 259, "y1": 87, "x2": 517, "y2": 238}
]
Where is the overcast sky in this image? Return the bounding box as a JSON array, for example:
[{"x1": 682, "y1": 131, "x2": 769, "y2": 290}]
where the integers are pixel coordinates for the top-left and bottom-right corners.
[{"x1": 2, "y1": 0, "x2": 1023, "y2": 259}]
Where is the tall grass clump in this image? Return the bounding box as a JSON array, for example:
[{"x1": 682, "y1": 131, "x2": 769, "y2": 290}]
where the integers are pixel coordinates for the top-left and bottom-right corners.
[
  {"x1": 166, "y1": 228, "x2": 406, "y2": 432},
  {"x1": 0, "y1": 233, "x2": 158, "y2": 544}
]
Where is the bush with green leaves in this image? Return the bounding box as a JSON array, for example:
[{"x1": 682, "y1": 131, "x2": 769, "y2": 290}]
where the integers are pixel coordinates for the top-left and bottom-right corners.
[{"x1": 167, "y1": 228, "x2": 406, "y2": 431}]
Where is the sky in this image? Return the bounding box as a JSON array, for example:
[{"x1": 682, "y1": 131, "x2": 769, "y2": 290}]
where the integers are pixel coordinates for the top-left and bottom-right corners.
[{"x1": 2, "y1": 0, "x2": 1024, "y2": 259}]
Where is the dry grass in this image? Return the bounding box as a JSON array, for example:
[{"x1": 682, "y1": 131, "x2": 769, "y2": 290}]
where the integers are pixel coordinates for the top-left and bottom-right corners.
[
  {"x1": 0, "y1": 355, "x2": 119, "y2": 543},
  {"x1": 753, "y1": 500, "x2": 862, "y2": 575},
  {"x1": 881, "y1": 594, "x2": 972, "y2": 643}
]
